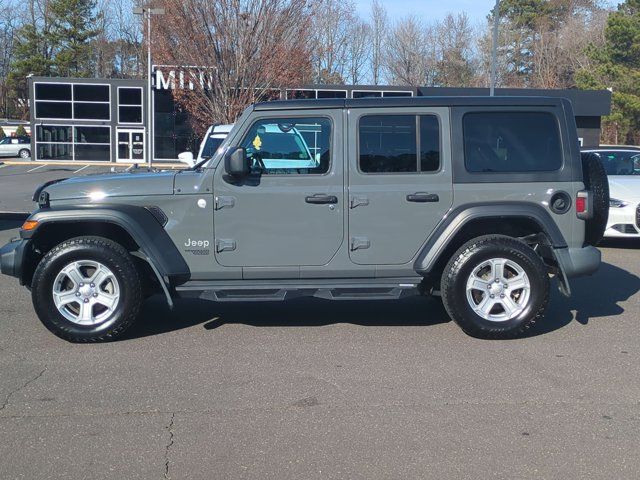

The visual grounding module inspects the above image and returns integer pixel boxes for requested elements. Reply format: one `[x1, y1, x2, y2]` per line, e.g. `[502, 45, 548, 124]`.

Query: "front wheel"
[31, 236, 143, 342]
[441, 235, 550, 339]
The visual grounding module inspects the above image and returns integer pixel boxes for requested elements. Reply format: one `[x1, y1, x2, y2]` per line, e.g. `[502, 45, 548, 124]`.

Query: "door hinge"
[215, 196, 236, 210]
[215, 239, 236, 253]
[350, 236, 370, 251]
[350, 196, 369, 209]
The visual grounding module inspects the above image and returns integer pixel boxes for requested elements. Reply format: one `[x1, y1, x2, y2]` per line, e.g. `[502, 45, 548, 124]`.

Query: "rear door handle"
[305, 194, 338, 204]
[406, 193, 439, 203]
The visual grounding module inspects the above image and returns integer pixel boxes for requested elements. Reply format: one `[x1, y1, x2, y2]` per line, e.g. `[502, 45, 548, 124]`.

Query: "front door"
[347, 108, 453, 265]
[213, 112, 343, 268]
[117, 129, 145, 162]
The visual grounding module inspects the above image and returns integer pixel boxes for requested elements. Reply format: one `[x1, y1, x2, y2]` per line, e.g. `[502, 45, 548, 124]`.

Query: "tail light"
[576, 190, 592, 220]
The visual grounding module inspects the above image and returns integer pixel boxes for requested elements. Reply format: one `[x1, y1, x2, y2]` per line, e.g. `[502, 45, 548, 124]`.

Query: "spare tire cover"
[581, 153, 609, 246]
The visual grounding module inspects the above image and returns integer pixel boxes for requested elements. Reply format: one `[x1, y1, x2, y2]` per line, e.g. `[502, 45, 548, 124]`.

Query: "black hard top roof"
[254, 96, 567, 111]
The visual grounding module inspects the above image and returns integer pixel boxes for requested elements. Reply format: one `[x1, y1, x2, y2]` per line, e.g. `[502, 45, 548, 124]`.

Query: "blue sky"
[354, 0, 498, 23]
[354, 0, 619, 23]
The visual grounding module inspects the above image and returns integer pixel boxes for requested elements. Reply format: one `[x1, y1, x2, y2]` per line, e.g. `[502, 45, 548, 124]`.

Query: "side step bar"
[175, 278, 423, 302]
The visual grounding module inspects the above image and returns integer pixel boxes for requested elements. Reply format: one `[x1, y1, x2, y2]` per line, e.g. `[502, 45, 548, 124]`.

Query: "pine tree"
[0, 127, 6, 139]
[15, 125, 28, 137]
[50, 0, 99, 77]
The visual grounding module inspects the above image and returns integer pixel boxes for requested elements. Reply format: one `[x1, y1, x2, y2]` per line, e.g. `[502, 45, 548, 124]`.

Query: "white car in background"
[582, 147, 640, 238]
[178, 124, 234, 167]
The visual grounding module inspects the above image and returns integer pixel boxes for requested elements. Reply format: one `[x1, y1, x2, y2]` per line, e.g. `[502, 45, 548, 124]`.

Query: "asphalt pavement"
[0, 216, 639, 479]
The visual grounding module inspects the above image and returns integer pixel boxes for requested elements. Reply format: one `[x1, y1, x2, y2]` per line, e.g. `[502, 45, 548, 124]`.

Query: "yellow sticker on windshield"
[252, 134, 262, 150]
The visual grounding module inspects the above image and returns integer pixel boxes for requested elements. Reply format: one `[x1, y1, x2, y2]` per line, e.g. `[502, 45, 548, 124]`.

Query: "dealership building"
[27, 69, 612, 163]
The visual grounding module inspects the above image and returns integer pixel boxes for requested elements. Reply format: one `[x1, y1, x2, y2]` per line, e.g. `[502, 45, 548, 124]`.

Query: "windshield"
[200, 135, 225, 159]
[596, 151, 640, 176]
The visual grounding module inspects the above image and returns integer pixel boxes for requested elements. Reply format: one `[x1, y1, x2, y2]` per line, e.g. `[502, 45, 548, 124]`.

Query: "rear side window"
[463, 112, 562, 173]
[359, 115, 440, 173]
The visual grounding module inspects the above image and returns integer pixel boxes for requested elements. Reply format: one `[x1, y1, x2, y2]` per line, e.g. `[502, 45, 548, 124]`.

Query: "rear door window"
[463, 112, 562, 173]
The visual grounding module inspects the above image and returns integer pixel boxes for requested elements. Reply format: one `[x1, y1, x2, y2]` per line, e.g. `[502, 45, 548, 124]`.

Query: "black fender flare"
[21, 204, 190, 285]
[413, 202, 568, 275]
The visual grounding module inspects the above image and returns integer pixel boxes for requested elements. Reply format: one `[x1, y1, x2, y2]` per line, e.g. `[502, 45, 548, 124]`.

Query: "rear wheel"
[31, 236, 143, 342]
[441, 235, 549, 339]
[18, 148, 30, 159]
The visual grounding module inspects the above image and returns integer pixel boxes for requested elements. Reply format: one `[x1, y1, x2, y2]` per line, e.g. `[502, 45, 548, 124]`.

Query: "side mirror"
[177, 151, 195, 167]
[224, 147, 250, 177]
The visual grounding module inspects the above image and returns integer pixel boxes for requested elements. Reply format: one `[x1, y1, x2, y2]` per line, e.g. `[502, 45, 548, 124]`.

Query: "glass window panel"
[74, 102, 110, 120]
[153, 89, 174, 113]
[75, 126, 110, 144]
[382, 91, 412, 97]
[37, 143, 72, 160]
[35, 101, 72, 119]
[35, 83, 71, 101]
[74, 144, 110, 161]
[316, 90, 346, 99]
[119, 106, 143, 123]
[463, 112, 562, 173]
[420, 115, 440, 172]
[37, 125, 72, 142]
[353, 91, 382, 98]
[73, 84, 109, 102]
[359, 115, 417, 173]
[286, 89, 316, 99]
[240, 117, 331, 174]
[154, 136, 176, 159]
[118, 88, 142, 105]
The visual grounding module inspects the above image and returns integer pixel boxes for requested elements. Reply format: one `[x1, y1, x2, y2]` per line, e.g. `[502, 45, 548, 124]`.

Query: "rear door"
[213, 110, 344, 269]
[347, 107, 453, 265]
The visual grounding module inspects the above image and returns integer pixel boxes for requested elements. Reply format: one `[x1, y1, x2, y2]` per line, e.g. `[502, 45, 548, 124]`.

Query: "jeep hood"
[40, 170, 177, 202]
[609, 176, 640, 202]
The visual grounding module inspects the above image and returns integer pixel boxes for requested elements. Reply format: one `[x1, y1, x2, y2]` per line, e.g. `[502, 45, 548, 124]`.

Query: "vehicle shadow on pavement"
[124, 295, 451, 340]
[599, 238, 640, 250]
[528, 261, 640, 336]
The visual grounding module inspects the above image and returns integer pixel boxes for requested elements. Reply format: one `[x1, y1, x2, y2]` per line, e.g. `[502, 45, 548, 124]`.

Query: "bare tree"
[154, 0, 312, 131]
[433, 13, 478, 87]
[346, 19, 370, 84]
[369, 0, 387, 85]
[384, 16, 436, 87]
[309, 0, 355, 83]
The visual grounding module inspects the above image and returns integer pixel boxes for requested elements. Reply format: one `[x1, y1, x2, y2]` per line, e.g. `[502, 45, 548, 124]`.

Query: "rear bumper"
[554, 245, 601, 279]
[0, 239, 29, 281]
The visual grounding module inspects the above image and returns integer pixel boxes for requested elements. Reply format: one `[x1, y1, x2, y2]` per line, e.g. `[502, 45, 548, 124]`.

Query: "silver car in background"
[0, 136, 31, 159]
[582, 147, 640, 238]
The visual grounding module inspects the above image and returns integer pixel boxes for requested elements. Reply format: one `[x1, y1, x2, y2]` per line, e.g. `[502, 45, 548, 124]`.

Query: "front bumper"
[0, 238, 30, 282]
[554, 245, 601, 279]
[605, 203, 640, 237]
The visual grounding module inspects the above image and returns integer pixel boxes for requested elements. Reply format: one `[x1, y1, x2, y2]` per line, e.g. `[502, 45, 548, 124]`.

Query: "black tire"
[441, 235, 550, 339]
[581, 152, 609, 246]
[18, 148, 30, 159]
[31, 236, 143, 342]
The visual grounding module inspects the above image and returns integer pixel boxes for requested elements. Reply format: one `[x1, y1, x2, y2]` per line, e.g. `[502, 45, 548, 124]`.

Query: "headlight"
[609, 198, 628, 208]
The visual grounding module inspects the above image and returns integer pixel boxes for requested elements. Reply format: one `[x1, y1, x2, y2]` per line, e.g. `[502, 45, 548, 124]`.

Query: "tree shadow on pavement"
[123, 261, 640, 341]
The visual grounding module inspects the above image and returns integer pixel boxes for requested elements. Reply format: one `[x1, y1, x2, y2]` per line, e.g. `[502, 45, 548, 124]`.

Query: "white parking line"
[73, 164, 91, 174]
[26, 164, 46, 173]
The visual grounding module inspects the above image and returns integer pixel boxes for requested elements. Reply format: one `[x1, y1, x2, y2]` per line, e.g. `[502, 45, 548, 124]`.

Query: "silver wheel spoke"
[95, 292, 118, 311]
[500, 295, 519, 317]
[477, 294, 496, 316]
[508, 274, 528, 291]
[53, 291, 77, 307]
[90, 267, 110, 288]
[63, 263, 86, 287]
[469, 274, 489, 291]
[78, 301, 93, 323]
[491, 258, 506, 282]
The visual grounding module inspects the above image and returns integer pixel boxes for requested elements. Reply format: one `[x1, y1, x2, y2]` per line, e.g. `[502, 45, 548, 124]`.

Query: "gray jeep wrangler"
[0, 97, 608, 342]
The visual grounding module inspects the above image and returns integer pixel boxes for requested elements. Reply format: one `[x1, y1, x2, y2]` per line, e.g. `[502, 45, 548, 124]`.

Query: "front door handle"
[406, 192, 439, 203]
[305, 194, 338, 204]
